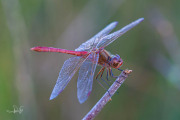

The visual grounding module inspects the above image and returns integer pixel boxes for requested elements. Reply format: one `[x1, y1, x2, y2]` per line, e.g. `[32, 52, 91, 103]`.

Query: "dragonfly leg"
[96, 78, 111, 97]
[109, 68, 123, 85]
[95, 67, 110, 88]
[118, 68, 123, 71]
[95, 67, 111, 97]
[106, 68, 113, 82]
[100, 70, 110, 87]
[95, 67, 105, 79]
[95, 67, 110, 87]
[96, 78, 107, 90]
[100, 70, 112, 97]
[109, 68, 118, 78]
[100, 67, 105, 78]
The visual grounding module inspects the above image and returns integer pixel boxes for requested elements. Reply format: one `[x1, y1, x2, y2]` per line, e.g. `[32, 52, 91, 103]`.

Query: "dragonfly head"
[110, 54, 123, 69]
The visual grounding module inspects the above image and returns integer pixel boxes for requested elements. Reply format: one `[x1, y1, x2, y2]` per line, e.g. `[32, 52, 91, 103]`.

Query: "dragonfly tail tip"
[30, 47, 35, 51]
[31, 47, 39, 51]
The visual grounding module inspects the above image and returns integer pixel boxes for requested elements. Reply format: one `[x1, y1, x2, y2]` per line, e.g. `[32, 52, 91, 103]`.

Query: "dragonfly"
[31, 18, 144, 104]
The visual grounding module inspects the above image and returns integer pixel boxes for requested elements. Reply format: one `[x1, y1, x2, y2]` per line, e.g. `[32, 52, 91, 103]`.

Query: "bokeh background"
[1, 0, 180, 120]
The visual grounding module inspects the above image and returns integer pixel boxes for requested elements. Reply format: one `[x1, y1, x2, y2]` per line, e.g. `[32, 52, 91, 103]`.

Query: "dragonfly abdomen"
[31, 46, 88, 56]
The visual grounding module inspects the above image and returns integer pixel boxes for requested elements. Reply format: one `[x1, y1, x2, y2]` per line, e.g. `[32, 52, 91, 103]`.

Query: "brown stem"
[82, 69, 132, 120]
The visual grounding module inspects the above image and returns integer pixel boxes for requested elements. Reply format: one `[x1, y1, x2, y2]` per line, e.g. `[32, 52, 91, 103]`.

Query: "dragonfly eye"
[116, 54, 120, 59]
[113, 62, 119, 67]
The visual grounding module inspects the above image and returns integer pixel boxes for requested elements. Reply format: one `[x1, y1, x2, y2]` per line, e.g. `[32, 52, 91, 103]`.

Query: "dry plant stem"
[82, 69, 132, 120]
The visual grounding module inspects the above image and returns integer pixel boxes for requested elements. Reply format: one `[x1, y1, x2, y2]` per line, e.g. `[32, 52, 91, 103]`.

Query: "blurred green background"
[1, 0, 180, 120]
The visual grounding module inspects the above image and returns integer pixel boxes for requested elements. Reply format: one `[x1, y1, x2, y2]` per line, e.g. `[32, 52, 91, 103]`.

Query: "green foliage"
[0, 0, 180, 119]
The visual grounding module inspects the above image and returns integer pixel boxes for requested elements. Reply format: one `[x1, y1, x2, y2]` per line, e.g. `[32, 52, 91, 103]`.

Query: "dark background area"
[0, 0, 180, 120]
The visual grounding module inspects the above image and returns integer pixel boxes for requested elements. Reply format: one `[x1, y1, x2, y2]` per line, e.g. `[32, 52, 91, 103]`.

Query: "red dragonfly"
[31, 18, 144, 103]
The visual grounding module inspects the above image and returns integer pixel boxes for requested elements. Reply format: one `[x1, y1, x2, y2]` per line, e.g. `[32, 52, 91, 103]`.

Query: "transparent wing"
[50, 56, 89, 100]
[97, 18, 144, 48]
[77, 52, 99, 103]
[75, 21, 118, 51]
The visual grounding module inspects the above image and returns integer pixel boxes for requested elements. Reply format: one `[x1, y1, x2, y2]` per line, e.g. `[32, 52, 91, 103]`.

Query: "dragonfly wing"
[50, 56, 89, 100]
[75, 21, 118, 51]
[77, 52, 99, 103]
[97, 18, 144, 48]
